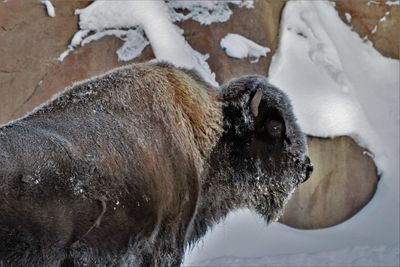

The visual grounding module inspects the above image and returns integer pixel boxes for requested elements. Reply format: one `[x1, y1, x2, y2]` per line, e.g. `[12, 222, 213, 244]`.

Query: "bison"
[0, 62, 312, 266]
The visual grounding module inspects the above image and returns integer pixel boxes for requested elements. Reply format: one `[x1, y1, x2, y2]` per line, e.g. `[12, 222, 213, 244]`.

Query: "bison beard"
[0, 63, 312, 266]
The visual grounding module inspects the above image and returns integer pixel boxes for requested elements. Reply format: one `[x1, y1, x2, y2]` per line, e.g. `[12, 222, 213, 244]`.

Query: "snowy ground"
[184, 1, 399, 266]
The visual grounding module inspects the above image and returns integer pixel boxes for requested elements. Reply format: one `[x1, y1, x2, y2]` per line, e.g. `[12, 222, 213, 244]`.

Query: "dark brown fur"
[0, 63, 312, 266]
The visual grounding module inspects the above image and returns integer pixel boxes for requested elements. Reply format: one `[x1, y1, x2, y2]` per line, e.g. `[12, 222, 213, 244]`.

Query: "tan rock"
[280, 136, 378, 229]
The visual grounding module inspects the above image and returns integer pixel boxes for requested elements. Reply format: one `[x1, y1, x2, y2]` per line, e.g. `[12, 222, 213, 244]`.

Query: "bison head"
[215, 75, 313, 222]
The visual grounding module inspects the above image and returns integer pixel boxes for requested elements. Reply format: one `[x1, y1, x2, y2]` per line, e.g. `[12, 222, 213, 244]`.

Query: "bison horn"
[250, 89, 263, 117]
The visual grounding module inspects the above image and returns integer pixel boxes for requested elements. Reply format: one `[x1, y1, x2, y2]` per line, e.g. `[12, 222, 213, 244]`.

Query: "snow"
[70, 29, 90, 48]
[372, 11, 391, 35]
[386, 0, 400, 6]
[379, 11, 390, 23]
[371, 25, 378, 34]
[184, 1, 399, 266]
[165, 0, 253, 25]
[344, 12, 352, 23]
[57, 48, 72, 62]
[194, 226, 399, 267]
[60, 0, 253, 87]
[367, 0, 381, 6]
[41, 0, 55, 18]
[220, 33, 270, 63]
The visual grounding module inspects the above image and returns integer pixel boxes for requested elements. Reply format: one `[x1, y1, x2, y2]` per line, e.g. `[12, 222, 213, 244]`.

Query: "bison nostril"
[307, 164, 314, 173]
[302, 163, 314, 183]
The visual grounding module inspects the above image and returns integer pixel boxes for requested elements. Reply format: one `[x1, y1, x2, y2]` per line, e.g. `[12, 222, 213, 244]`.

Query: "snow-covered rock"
[220, 33, 270, 63]
[60, 0, 254, 86]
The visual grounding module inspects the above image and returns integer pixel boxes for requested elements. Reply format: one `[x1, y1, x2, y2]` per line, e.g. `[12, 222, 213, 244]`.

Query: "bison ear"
[250, 89, 263, 117]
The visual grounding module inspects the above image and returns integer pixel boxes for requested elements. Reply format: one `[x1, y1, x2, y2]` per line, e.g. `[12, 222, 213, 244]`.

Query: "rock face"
[0, 0, 387, 229]
[280, 136, 378, 229]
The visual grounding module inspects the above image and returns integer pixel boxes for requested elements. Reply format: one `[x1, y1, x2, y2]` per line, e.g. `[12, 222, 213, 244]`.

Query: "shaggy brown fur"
[0, 62, 312, 266]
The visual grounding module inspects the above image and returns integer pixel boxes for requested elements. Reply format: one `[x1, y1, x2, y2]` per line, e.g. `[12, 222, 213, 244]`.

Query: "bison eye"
[267, 120, 284, 138]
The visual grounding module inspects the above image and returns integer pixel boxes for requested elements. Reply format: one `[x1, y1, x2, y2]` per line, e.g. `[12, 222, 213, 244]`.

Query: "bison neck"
[187, 141, 255, 245]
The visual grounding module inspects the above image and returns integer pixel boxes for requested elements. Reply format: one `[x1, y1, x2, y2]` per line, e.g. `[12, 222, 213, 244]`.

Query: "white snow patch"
[185, 1, 399, 266]
[371, 25, 378, 34]
[60, 0, 253, 86]
[344, 12, 352, 23]
[70, 29, 90, 48]
[379, 11, 390, 23]
[41, 0, 55, 18]
[220, 33, 270, 63]
[193, 231, 399, 266]
[58, 47, 73, 62]
[367, 0, 381, 6]
[386, 0, 400, 6]
[371, 11, 391, 35]
[166, 0, 253, 25]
